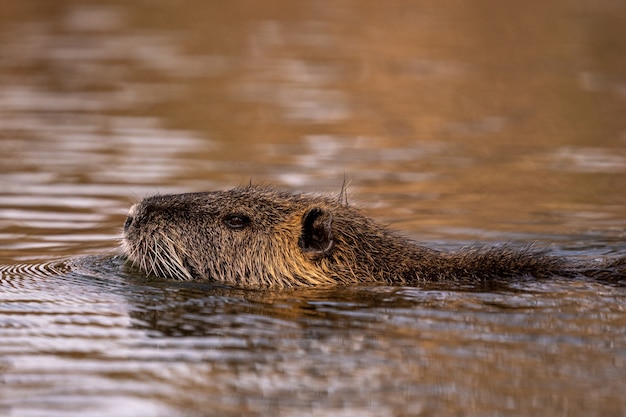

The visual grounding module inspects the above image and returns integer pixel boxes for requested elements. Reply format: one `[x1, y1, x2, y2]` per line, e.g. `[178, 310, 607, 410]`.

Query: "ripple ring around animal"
[121, 185, 626, 288]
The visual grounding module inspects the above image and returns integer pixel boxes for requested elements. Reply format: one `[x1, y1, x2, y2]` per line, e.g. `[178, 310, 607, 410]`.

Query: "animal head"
[122, 185, 375, 287]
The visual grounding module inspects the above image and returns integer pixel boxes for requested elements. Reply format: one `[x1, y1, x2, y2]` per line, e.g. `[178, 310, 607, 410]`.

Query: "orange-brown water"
[1, 1, 625, 416]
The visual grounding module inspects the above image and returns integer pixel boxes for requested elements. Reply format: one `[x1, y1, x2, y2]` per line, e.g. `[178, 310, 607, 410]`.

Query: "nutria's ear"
[299, 207, 334, 258]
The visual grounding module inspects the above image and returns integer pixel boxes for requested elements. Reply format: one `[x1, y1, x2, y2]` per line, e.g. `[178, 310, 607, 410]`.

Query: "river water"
[1, 1, 625, 416]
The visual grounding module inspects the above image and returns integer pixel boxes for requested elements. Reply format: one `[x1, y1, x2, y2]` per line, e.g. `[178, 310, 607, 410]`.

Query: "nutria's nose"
[124, 203, 138, 232]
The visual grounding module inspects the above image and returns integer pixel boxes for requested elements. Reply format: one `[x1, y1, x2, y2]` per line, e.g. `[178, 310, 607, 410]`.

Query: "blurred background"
[1, 0, 626, 261]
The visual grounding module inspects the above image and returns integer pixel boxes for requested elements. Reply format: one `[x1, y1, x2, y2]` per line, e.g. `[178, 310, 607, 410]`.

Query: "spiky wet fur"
[122, 185, 625, 288]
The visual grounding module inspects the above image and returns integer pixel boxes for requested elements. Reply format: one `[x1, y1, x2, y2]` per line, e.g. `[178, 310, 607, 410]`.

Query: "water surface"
[1, 0, 625, 416]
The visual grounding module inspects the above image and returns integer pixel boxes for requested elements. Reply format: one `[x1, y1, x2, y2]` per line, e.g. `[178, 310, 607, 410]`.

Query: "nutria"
[121, 185, 625, 288]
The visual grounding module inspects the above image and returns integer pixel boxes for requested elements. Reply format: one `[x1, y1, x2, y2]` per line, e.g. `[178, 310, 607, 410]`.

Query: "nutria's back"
[122, 185, 626, 288]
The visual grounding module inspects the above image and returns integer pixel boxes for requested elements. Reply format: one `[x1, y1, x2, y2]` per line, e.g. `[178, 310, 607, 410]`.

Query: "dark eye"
[223, 214, 250, 230]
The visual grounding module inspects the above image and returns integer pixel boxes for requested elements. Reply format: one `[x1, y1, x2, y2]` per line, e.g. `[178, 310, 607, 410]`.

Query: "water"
[1, 0, 626, 416]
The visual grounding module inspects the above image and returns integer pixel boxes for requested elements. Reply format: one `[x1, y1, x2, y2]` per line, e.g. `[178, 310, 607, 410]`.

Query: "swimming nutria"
[121, 185, 626, 288]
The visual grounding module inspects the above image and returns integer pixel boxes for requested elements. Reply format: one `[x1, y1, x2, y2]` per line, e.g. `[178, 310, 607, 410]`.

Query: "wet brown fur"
[122, 185, 625, 288]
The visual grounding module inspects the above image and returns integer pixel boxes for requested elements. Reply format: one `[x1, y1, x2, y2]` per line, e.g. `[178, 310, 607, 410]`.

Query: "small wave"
[0, 259, 70, 286]
[0, 255, 130, 294]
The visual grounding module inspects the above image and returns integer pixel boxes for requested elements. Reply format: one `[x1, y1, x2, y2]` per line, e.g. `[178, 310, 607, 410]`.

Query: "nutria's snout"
[122, 196, 200, 282]
[123, 204, 137, 233]
[120, 185, 626, 288]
